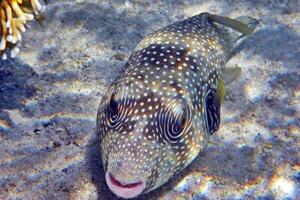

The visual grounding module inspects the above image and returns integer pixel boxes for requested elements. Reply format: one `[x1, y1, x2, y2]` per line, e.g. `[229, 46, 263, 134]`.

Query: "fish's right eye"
[109, 94, 118, 118]
[107, 93, 119, 126]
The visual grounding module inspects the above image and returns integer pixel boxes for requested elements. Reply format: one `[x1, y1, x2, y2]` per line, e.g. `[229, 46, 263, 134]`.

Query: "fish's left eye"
[171, 114, 186, 136]
[158, 102, 190, 144]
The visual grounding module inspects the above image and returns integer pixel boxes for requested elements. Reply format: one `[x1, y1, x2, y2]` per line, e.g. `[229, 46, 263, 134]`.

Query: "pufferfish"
[97, 12, 258, 199]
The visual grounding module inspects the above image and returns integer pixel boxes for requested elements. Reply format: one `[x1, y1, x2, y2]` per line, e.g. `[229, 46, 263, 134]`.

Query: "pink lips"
[105, 172, 146, 199]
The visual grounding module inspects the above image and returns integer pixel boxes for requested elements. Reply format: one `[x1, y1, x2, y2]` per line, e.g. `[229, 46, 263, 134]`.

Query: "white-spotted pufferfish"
[97, 12, 258, 199]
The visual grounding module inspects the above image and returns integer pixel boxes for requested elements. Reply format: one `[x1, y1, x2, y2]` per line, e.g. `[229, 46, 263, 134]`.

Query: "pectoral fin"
[223, 66, 241, 85]
[204, 88, 221, 135]
[217, 79, 226, 105]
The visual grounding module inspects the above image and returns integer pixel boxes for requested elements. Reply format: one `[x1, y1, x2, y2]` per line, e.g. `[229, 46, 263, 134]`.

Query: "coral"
[0, 0, 45, 59]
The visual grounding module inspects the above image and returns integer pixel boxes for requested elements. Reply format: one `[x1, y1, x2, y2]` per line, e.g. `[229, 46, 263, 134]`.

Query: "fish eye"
[109, 93, 118, 118]
[158, 102, 190, 143]
[171, 113, 186, 136]
[165, 109, 187, 143]
[107, 93, 119, 126]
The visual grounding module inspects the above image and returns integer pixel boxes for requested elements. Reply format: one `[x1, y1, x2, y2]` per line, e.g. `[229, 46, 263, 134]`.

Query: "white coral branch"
[0, 0, 45, 59]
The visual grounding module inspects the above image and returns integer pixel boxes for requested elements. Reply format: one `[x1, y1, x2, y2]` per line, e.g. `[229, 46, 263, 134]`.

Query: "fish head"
[97, 78, 208, 198]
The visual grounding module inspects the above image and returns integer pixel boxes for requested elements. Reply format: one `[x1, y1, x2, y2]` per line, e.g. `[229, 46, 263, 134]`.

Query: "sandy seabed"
[0, 0, 299, 199]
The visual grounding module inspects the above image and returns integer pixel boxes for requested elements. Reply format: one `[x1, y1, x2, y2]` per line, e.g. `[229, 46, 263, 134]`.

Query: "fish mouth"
[105, 172, 146, 199]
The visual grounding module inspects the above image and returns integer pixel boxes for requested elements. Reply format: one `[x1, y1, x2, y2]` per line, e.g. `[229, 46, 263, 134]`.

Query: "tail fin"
[207, 13, 259, 57]
[208, 14, 258, 35]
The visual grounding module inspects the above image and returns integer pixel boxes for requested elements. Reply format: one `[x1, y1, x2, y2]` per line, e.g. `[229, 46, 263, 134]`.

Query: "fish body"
[97, 12, 258, 199]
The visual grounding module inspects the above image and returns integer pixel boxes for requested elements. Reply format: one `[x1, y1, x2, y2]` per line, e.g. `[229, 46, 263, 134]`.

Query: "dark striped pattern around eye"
[157, 100, 192, 144]
[106, 88, 131, 129]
